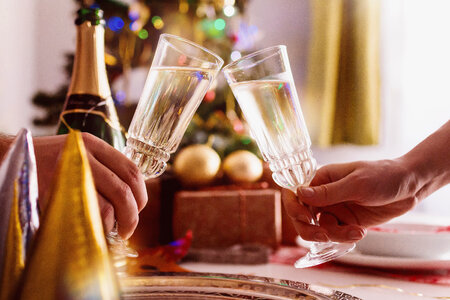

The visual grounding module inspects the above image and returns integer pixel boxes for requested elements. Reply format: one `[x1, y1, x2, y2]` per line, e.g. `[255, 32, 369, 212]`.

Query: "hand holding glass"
[110, 34, 223, 257]
[223, 46, 354, 268]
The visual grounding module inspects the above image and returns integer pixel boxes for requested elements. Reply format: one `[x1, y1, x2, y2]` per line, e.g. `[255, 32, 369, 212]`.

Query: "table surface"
[180, 213, 450, 300]
[180, 261, 449, 300]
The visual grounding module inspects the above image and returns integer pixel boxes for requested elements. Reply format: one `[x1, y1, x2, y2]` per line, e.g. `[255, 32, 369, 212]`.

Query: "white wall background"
[0, 0, 37, 134]
[0, 0, 448, 216]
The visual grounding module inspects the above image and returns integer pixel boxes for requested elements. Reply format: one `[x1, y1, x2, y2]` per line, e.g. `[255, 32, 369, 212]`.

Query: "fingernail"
[348, 229, 364, 240]
[314, 232, 329, 242]
[299, 187, 315, 197]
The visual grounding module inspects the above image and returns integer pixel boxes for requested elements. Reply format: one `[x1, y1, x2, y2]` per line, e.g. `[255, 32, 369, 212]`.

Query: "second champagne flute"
[223, 45, 355, 268]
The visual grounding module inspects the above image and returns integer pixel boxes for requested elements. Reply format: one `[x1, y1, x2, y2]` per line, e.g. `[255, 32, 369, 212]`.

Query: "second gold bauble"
[223, 150, 263, 183]
[173, 144, 221, 186]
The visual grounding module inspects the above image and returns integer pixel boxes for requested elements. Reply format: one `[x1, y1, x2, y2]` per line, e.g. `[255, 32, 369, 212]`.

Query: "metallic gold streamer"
[19, 131, 119, 300]
[320, 283, 450, 299]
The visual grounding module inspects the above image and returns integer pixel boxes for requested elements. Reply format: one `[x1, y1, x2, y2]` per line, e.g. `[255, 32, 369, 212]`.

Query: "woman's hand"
[284, 121, 450, 244]
[282, 159, 420, 243]
[34, 133, 148, 239]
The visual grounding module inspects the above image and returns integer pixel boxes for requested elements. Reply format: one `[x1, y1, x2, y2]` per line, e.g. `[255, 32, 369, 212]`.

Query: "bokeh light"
[152, 16, 164, 29]
[204, 90, 216, 102]
[115, 90, 126, 104]
[179, 1, 189, 14]
[214, 18, 226, 31]
[223, 5, 235, 17]
[128, 10, 139, 21]
[138, 29, 148, 39]
[230, 50, 241, 61]
[107, 16, 124, 32]
[129, 21, 140, 31]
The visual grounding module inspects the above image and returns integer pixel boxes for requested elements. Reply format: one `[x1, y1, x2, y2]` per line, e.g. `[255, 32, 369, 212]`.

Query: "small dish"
[355, 223, 450, 260]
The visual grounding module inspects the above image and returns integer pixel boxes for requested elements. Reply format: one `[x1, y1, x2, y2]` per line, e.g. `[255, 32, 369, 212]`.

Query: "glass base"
[106, 225, 138, 276]
[294, 241, 355, 268]
[106, 227, 138, 258]
[124, 138, 169, 178]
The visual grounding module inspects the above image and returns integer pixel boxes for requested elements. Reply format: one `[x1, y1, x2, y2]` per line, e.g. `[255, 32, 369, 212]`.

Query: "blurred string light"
[128, 10, 139, 21]
[152, 16, 164, 30]
[204, 90, 216, 102]
[223, 5, 235, 17]
[115, 90, 126, 105]
[196, 3, 216, 18]
[200, 17, 227, 38]
[233, 23, 259, 51]
[214, 18, 226, 30]
[179, 0, 189, 14]
[129, 21, 140, 31]
[138, 29, 148, 39]
[107, 16, 124, 32]
[230, 50, 241, 61]
[105, 53, 117, 66]
[224, 0, 236, 5]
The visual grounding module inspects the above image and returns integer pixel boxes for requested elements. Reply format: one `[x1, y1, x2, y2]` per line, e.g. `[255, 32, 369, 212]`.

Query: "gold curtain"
[304, 0, 380, 146]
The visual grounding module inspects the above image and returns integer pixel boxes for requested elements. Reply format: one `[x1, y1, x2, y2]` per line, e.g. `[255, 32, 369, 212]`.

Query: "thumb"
[298, 181, 351, 207]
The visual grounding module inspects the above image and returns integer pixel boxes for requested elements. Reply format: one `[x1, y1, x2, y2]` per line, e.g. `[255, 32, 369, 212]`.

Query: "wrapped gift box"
[173, 189, 282, 249]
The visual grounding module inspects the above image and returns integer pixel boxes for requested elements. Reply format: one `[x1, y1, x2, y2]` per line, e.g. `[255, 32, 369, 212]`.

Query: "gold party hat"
[19, 131, 119, 300]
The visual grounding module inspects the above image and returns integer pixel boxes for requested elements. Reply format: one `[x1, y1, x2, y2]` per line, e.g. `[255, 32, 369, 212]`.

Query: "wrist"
[398, 147, 450, 201]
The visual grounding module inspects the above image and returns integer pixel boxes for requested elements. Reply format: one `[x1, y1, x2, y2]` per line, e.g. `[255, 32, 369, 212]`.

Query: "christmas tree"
[32, 0, 260, 158]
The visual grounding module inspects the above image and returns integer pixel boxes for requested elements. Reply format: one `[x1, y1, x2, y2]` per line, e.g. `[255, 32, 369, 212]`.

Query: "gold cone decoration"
[0, 129, 39, 300]
[19, 131, 119, 300]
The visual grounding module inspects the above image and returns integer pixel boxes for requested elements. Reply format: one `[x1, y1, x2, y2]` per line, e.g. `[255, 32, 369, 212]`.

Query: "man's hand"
[34, 133, 148, 239]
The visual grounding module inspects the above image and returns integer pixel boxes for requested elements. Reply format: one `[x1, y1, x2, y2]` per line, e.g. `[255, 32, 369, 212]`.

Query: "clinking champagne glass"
[223, 46, 355, 268]
[111, 34, 223, 257]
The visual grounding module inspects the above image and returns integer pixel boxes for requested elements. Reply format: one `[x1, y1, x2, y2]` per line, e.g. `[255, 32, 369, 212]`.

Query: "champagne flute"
[223, 46, 354, 268]
[111, 34, 223, 257]
[125, 34, 223, 178]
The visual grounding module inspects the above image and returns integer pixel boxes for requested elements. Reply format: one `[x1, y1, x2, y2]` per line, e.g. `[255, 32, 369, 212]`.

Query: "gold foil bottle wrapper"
[19, 130, 119, 300]
[0, 128, 39, 299]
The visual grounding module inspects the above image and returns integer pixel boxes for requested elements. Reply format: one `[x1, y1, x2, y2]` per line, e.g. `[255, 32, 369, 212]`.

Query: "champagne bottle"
[56, 8, 125, 151]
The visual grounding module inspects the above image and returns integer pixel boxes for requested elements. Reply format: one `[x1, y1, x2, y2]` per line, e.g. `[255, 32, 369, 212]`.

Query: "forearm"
[0, 134, 14, 162]
[400, 120, 450, 200]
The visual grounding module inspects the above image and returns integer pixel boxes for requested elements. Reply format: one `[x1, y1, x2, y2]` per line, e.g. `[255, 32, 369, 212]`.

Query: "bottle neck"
[68, 22, 111, 99]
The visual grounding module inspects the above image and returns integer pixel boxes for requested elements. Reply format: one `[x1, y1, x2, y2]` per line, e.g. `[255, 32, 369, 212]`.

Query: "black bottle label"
[57, 94, 126, 151]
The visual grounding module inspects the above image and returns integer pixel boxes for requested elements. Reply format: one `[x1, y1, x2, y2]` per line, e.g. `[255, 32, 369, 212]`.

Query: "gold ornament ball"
[173, 144, 221, 186]
[223, 150, 263, 183]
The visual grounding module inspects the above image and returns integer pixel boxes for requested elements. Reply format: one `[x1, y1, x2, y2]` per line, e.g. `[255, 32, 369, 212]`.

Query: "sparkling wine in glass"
[124, 34, 224, 178]
[223, 46, 355, 268]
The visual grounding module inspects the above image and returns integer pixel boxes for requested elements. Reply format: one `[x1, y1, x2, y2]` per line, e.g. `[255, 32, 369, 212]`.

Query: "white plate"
[335, 250, 450, 270]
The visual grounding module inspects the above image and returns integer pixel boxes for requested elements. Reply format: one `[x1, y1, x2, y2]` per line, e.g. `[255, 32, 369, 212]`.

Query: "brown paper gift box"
[173, 189, 282, 249]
